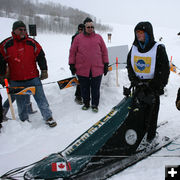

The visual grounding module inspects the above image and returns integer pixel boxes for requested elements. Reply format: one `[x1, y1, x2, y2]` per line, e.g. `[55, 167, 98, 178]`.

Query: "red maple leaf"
[58, 163, 65, 169]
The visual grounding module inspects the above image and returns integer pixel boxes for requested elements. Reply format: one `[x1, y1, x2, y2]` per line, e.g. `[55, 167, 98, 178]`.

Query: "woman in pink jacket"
[69, 17, 109, 112]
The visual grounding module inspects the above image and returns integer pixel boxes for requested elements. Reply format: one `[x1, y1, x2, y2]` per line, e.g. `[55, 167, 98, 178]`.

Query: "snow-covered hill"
[0, 17, 180, 180]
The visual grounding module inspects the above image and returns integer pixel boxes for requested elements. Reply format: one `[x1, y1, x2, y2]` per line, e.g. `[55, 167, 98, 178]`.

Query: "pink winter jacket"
[69, 32, 109, 77]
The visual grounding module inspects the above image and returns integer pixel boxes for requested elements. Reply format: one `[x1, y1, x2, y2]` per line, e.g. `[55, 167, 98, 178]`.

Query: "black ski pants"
[77, 75, 102, 107]
[75, 84, 81, 98]
[146, 94, 160, 141]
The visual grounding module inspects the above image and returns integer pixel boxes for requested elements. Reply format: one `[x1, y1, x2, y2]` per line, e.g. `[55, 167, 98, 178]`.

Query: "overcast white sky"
[39, 0, 180, 28]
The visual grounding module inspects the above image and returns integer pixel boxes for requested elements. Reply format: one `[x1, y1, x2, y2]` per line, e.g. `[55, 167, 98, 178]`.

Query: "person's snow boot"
[82, 104, 90, 110]
[2, 108, 9, 121]
[92, 105, 98, 113]
[75, 96, 83, 105]
[136, 132, 159, 152]
[46, 117, 57, 127]
[147, 132, 159, 144]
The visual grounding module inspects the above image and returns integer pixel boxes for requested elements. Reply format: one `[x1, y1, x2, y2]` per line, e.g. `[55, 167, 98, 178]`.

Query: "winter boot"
[136, 132, 159, 152]
[46, 117, 57, 127]
[21, 119, 31, 122]
[147, 131, 157, 143]
[92, 105, 98, 113]
[82, 104, 90, 110]
[147, 132, 159, 144]
[75, 96, 83, 105]
[2, 108, 9, 121]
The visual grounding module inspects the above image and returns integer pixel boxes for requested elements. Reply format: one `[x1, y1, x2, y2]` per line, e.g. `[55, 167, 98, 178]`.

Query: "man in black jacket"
[126, 21, 170, 142]
[70, 24, 84, 105]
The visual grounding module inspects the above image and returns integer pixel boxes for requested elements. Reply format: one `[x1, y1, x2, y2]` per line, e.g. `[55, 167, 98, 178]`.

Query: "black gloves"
[130, 79, 140, 87]
[149, 79, 165, 95]
[40, 70, 48, 80]
[104, 63, 109, 76]
[69, 64, 76, 75]
[123, 86, 131, 97]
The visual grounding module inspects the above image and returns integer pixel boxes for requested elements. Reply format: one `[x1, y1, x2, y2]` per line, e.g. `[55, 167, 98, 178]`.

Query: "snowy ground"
[0, 17, 180, 180]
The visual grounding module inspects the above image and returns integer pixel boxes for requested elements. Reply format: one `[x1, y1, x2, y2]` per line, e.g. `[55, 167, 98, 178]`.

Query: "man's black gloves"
[69, 64, 76, 75]
[40, 70, 48, 80]
[104, 63, 109, 76]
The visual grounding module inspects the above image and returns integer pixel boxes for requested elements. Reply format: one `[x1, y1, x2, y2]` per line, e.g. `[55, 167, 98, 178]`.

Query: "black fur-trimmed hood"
[133, 21, 156, 52]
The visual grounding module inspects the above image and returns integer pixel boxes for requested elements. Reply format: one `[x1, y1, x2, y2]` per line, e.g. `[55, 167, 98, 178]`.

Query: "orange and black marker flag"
[57, 77, 79, 90]
[8, 86, 36, 95]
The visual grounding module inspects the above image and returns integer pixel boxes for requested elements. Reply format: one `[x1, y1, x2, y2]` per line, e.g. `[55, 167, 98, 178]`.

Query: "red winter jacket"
[0, 32, 47, 81]
[69, 32, 109, 77]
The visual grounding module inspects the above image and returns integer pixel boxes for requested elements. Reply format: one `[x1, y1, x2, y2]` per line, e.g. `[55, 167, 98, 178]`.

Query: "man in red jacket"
[0, 21, 57, 127]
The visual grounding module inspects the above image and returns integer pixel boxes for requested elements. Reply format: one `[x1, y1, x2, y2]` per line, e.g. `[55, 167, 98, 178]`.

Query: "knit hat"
[78, 24, 85, 30]
[12, 21, 26, 31]
[83, 17, 93, 25]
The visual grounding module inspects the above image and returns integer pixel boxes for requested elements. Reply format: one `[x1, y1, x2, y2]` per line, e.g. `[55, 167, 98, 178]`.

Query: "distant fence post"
[116, 57, 120, 87]
[107, 33, 112, 43]
[29, 24, 37, 40]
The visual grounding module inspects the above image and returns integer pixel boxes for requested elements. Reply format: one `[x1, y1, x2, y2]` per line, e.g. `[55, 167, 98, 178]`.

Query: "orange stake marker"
[4, 78, 16, 120]
[116, 57, 119, 87]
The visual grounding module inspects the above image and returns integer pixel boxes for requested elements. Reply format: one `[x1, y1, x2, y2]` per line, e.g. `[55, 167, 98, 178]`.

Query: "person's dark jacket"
[127, 22, 170, 94]
[71, 31, 79, 45]
[0, 52, 6, 76]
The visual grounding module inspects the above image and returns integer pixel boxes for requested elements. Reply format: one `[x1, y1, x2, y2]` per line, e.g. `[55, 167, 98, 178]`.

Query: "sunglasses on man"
[18, 28, 26, 32]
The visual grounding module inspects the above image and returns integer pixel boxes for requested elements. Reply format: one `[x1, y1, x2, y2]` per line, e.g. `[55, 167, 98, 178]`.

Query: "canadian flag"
[51, 162, 71, 172]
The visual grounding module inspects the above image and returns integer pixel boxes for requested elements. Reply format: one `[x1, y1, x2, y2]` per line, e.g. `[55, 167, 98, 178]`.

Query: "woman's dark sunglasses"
[86, 26, 94, 29]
